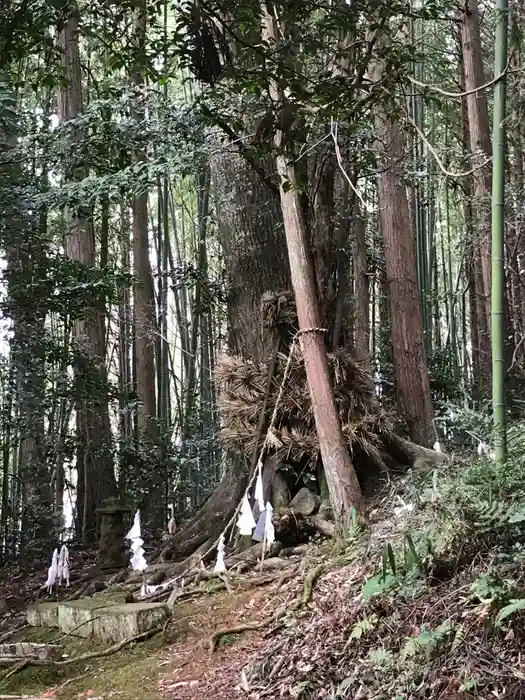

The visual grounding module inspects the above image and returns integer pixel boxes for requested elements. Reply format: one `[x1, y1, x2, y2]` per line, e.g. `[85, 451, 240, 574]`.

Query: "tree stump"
[96, 499, 131, 570]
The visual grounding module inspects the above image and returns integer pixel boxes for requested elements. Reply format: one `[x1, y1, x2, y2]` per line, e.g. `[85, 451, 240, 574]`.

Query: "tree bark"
[370, 57, 435, 447]
[460, 0, 492, 379]
[212, 151, 291, 361]
[57, 12, 116, 543]
[352, 198, 370, 369]
[132, 5, 158, 441]
[262, 4, 364, 526]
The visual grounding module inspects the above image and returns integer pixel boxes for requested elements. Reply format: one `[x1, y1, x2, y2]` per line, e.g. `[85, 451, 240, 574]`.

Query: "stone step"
[92, 602, 169, 644]
[26, 602, 59, 628]
[58, 598, 114, 638]
[0, 642, 62, 663]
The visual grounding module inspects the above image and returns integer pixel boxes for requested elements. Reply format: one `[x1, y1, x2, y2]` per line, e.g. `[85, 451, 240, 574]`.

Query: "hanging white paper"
[253, 509, 266, 542]
[126, 510, 141, 540]
[236, 493, 256, 536]
[46, 549, 59, 592]
[254, 459, 265, 513]
[433, 441, 442, 453]
[131, 553, 148, 571]
[126, 510, 148, 571]
[264, 502, 275, 546]
[213, 533, 227, 573]
[57, 544, 70, 586]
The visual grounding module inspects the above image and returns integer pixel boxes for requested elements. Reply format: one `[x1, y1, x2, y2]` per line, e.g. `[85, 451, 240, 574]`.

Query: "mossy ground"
[0, 589, 263, 700]
[0, 624, 173, 700]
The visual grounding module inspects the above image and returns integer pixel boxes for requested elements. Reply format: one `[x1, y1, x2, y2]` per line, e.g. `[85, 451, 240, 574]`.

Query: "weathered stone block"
[58, 598, 113, 638]
[0, 642, 62, 662]
[27, 602, 59, 628]
[92, 602, 169, 643]
[96, 498, 131, 570]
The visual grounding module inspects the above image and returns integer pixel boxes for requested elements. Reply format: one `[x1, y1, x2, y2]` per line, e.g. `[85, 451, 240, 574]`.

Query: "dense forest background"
[0, 0, 518, 562]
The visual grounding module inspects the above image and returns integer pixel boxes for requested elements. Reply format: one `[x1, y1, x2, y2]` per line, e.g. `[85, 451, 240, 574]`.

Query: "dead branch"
[2, 625, 164, 673]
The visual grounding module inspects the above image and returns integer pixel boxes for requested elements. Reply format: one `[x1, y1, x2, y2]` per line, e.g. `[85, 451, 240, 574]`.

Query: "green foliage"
[495, 599, 525, 626]
[347, 614, 378, 643]
[470, 570, 512, 605]
[400, 619, 455, 662]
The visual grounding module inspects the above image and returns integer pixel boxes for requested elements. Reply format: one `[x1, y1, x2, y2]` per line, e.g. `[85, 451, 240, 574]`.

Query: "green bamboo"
[491, 0, 509, 466]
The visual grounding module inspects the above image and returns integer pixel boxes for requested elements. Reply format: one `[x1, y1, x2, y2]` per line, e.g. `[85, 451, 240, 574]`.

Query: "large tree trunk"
[130, 4, 163, 530]
[161, 150, 290, 560]
[57, 13, 116, 543]
[0, 70, 51, 558]
[460, 1, 492, 381]
[262, 4, 363, 526]
[213, 152, 291, 361]
[371, 57, 435, 447]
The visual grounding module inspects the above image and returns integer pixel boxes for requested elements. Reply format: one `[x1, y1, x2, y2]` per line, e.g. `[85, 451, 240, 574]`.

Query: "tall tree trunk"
[262, 4, 363, 525]
[130, 3, 163, 529]
[371, 59, 435, 447]
[213, 153, 290, 362]
[0, 69, 52, 557]
[460, 1, 492, 380]
[352, 198, 370, 369]
[57, 12, 116, 543]
[132, 5, 157, 440]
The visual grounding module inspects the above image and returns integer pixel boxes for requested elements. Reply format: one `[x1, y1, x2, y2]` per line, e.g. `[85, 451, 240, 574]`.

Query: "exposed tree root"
[209, 620, 270, 652]
[290, 562, 325, 611]
[209, 560, 325, 652]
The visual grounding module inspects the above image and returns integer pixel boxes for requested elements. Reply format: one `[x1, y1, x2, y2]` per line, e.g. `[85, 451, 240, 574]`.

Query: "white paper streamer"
[237, 493, 256, 536]
[46, 549, 59, 592]
[253, 510, 266, 542]
[126, 510, 148, 571]
[213, 533, 227, 573]
[254, 459, 265, 513]
[126, 510, 141, 540]
[433, 441, 442, 453]
[57, 544, 70, 586]
[264, 502, 275, 546]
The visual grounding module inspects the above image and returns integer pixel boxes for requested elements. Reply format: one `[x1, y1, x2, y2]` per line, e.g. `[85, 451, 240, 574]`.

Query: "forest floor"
[3, 452, 525, 699]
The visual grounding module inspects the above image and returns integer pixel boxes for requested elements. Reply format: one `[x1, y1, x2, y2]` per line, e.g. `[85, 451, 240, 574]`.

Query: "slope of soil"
[5, 451, 525, 700]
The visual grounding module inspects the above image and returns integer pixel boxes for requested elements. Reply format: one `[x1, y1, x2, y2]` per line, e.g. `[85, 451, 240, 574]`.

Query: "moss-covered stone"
[92, 602, 169, 644]
[96, 498, 131, 570]
[58, 598, 114, 638]
[27, 602, 59, 628]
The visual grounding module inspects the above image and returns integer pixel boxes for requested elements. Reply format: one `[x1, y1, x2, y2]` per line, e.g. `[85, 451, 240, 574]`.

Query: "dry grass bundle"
[215, 346, 395, 467]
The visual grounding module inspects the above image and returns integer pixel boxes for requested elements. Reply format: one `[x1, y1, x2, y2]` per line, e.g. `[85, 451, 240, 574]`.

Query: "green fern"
[400, 619, 455, 662]
[496, 598, 525, 626]
[367, 648, 394, 669]
[362, 572, 397, 600]
[347, 614, 378, 643]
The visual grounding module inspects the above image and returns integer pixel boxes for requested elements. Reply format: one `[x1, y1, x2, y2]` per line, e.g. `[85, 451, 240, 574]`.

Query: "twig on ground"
[54, 669, 93, 692]
[1, 660, 28, 679]
[2, 626, 164, 674]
